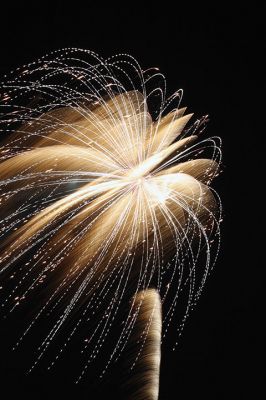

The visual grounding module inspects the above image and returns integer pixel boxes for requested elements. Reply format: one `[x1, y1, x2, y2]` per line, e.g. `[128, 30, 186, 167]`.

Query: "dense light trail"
[0, 49, 222, 387]
[122, 289, 162, 400]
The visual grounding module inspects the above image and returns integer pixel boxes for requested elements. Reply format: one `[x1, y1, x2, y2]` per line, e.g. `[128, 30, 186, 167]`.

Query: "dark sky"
[0, 3, 263, 399]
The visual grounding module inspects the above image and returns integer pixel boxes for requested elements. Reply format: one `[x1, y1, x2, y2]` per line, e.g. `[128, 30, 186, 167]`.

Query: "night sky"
[0, 3, 263, 399]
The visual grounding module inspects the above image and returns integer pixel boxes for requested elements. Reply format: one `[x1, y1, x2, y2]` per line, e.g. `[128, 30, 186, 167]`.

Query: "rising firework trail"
[0, 49, 222, 395]
[121, 289, 162, 400]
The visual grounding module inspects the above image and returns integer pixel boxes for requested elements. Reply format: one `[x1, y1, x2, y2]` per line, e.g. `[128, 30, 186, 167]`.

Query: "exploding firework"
[0, 49, 221, 387]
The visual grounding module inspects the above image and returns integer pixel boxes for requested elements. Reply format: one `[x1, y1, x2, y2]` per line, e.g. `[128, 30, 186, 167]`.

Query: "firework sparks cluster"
[0, 49, 221, 383]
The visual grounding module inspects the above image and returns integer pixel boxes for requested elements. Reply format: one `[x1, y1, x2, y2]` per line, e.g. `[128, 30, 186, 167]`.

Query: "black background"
[0, 3, 264, 399]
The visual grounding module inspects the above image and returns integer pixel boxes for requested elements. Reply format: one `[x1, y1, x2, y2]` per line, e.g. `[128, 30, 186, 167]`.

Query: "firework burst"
[0, 49, 221, 385]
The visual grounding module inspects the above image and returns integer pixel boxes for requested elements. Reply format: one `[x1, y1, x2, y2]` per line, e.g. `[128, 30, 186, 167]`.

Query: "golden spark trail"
[122, 289, 162, 400]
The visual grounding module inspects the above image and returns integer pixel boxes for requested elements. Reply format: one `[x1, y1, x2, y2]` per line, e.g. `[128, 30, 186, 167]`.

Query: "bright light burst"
[0, 48, 222, 382]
